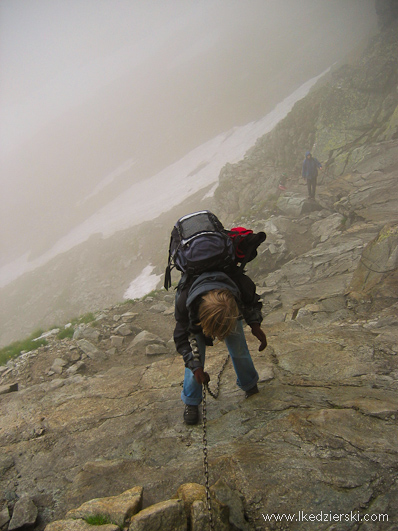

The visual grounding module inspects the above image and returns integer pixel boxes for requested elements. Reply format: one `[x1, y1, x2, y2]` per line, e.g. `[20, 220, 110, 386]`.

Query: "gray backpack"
[164, 210, 266, 290]
[164, 210, 235, 290]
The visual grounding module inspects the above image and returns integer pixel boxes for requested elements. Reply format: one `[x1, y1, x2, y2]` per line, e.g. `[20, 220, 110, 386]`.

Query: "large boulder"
[66, 486, 143, 528]
[276, 193, 322, 217]
[128, 331, 167, 353]
[8, 496, 38, 530]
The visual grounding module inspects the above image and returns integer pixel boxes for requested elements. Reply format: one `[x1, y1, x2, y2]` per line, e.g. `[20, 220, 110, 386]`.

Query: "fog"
[0, 0, 377, 274]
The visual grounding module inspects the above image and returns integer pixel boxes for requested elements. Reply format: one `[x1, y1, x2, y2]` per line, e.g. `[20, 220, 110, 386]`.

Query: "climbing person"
[164, 210, 267, 425]
[174, 271, 267, 424]
[302, 151, 322, 199]
[173, 268, 267, 425]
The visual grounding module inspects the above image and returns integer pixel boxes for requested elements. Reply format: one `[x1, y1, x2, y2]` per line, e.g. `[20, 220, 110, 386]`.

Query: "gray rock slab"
[274, 339, 373, 384]
[0, 506, 10, 528]
[320, 294, 346, 313]
[110, 335, 124, 348]
[121, 312, 138, 322]
[311, 213, 344, 241]
[51, 358, 68, 374]
[191, 499, 230, 531]
[73, 326, 101, 342]
[129, 499, 186, 531]
[211, 478, 251, 531]
[145, 344, 169, 356]
[0, 382, 18, 395]
[129, 331, 166, 349]
[276, 194, 306, 217]
[0, 454, 14, 474]
[149, 303, 170, 313]
[257, 364, 274, 383]
[66, 361, 86, 375]
[114, 324, 132, 336]
[77, 339, 103, 360]
[8, 496, 38, 530]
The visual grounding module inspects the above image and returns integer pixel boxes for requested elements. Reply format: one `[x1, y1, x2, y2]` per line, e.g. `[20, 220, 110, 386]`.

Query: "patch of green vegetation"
[267, 193, 279, 203]
[142, 289, 162, 300]
[121, 298, 135, 305]
[376, 224, 397, 244]
[0, 330, 48, 366]
[31, 328, 45, 339]
[0, 311, 99, 366]
[83, 514, 116, 527]
[338, 216, 348, 231]
[72, 312, 96, 325]
[57, 328, 74, 340]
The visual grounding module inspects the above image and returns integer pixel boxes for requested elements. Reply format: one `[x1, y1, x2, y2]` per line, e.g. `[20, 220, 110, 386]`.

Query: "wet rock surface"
[0, 203, 397, 529]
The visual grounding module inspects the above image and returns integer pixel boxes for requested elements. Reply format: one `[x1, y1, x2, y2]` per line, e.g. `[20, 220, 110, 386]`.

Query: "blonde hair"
[198, 289, 239, 340]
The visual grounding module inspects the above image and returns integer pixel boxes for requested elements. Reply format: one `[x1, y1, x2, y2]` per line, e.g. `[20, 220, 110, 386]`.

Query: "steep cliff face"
[214, 18, 398, 222]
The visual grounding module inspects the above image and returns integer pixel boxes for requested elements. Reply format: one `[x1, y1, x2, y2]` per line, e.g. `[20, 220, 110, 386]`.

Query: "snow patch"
[123, 265, 162, 300]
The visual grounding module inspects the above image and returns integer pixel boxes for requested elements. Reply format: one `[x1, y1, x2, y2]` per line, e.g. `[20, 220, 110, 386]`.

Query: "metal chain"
[202, 354, 229, 530]
[202, 384, 214, 530]
[205, 354, 230, 399]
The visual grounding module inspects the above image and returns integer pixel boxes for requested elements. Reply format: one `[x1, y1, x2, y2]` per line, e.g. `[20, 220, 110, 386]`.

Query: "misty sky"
[0, 0, 377, 266]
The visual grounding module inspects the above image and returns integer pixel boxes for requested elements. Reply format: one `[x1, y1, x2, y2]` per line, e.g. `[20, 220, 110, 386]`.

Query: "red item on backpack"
[227, 226, 266, 267]
[228, 227, 254, 259]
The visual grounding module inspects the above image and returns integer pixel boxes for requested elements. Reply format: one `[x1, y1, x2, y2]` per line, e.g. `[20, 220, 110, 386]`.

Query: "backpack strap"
[164, 226, 184, 290]
[164, 232, 175, 290]
[164, 265, 172, 290]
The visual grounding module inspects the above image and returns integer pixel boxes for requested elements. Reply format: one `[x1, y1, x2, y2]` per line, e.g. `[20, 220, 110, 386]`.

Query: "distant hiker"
[302, 151, 322, 199]
[164, 210, 267, 426]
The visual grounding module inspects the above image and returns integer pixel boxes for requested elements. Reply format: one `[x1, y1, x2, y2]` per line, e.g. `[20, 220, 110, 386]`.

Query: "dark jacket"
[174, 269, 263, 368]
[302, 152, 322, 179]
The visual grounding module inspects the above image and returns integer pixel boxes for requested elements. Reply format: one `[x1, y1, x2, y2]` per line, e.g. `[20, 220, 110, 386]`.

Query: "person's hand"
[250, 323, 267, 351]
[194, 367, 210, 385]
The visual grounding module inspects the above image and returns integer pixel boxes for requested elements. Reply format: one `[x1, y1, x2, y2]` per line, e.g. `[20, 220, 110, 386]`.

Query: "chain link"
[202, 354, 229, 530]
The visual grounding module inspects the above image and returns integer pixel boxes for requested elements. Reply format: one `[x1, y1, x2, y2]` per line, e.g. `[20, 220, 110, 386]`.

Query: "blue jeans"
[181, 320, 259, 405]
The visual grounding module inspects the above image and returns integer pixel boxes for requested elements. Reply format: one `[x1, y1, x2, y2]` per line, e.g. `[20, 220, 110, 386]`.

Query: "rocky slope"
[214, 17, 398, 224]
[1, 149, 397, 530]
[1, 10, 398, 531]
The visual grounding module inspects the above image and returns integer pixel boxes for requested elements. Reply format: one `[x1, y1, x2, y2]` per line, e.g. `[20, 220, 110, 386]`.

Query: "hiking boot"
[245, 384, 259, 399]
[183, 404, 199, 425]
